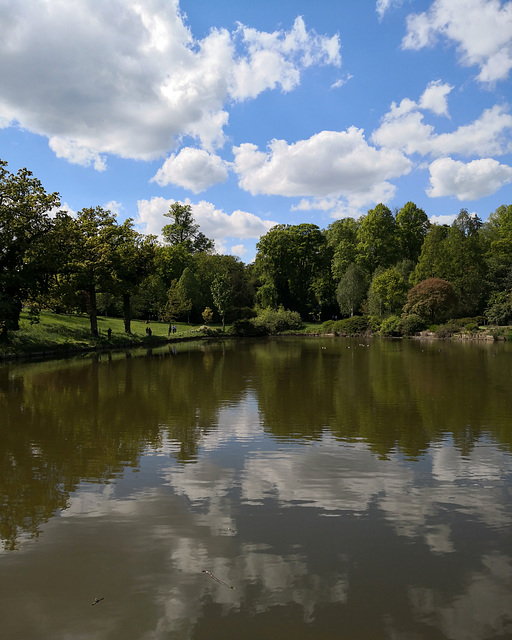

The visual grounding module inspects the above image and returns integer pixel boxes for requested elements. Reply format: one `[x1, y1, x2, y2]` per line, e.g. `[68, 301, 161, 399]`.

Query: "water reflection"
[1, 338, 512, 639]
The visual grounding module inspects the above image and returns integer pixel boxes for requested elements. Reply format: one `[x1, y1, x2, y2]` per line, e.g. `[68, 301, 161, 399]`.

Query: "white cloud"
[151, 148, 230, 192]
[376, 0, 404, 20]
[232, 128, 411, 208]
[104, 200, 124, 216]
[419, 80, 453, 116]
[0, 1, 340, 167]
[427, 157, 512, 200]
[230, 17, 340, 101]
[230, 244, 248, 257]
[136, 196, 276, 247]
[373, 101, 512, 158]
[430, 214, 457, 225]
[403, 0, 512, 83]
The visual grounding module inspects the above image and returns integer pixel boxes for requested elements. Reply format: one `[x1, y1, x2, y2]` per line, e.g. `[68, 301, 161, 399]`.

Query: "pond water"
[1, 336, 512, 640]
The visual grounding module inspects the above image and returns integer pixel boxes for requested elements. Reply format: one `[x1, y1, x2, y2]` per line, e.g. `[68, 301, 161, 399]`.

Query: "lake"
[1, 336, 512, 639]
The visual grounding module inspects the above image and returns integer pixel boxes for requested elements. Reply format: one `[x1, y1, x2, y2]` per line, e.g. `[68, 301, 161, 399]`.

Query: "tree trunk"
[123, 293, 132, 334]
[88, 287, 98, 336]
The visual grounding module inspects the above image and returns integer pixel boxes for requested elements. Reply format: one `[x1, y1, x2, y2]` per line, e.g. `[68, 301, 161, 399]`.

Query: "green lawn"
[0, 311, 218, 358]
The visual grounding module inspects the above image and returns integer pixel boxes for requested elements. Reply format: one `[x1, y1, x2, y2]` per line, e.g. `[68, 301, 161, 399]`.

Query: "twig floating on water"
[202, 570, 236, 590]
[92, 597, 104, 606]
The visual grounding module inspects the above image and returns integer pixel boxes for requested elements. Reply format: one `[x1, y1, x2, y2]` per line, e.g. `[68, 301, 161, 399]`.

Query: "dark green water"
[1, 337, 512, 639]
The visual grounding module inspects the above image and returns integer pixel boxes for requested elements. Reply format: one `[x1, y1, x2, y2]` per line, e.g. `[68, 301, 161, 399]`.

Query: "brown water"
[1, 337, 512, 639]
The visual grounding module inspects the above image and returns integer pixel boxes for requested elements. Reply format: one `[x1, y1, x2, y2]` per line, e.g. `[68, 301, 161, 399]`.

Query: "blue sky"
[1, 0, 512, 262]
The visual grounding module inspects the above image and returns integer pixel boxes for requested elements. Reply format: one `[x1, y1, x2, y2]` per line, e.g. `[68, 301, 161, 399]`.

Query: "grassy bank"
[0, 311, 221, 359]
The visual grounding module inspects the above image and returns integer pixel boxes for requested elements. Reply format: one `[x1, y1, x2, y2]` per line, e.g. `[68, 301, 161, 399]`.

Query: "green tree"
[65, 206, 123, 336]
[211, 273, 234, 331]
[356, 204, 398, 275]
[165, 279, 192, 322]
[395, 201, 430, 263]
[325, 217, 359, 280]
[0, 161, 60, 335]
[162, 202, 214, 254]
[403, 278, 457, 323]
[413, 224, 450, 283]
[255, 223, 330, 317]
[336, 263, 367, 317]
[113, 224, 157, 333]
[483, 204, 512, 293]
[368, 267, 407, 317]
[177, 267, 202, 322]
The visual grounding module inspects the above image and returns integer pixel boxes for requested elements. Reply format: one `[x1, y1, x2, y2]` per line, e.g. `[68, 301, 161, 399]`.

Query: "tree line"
[1, 159, 511, 339]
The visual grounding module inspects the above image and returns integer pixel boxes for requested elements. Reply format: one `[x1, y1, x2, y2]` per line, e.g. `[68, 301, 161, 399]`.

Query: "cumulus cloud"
[136, 196, 276, 249]
[419, 80, 453, 116]
[232, 128, 411, 210]
[0, 1, 340, 167]
[373, 100, 512, 158]
[151, 148, 230, 192]
[402, 0, 512, 83]
[427, 157, 512, 200]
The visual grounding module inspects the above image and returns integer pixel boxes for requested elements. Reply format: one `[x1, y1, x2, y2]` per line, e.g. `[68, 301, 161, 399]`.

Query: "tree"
[0, 161, 60, 335]
[177, 267, 202, 323]
[326, 217, 359, 280]
[444, 209, 486, 315]
[336, 263, 367, 317]
[202, 307, 214, 325]
[211, 273, 233, 331]
[255, 223, 330, 317]
[165, 279, 192, 322]
[112, 224, 157, 333]
[395, 201, 430, 263]
[356, 204, 398, 275]
[413, 224, 450, 283]
[403, 278, 457, 323]
[64, 206, 122, 336]
[368, 267, 407, 317]
[483, 204, 512, 293]
[162, 202, 214, 254]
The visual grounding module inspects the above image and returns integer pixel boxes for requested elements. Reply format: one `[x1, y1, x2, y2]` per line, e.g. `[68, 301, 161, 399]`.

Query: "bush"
[226, 306, 257, 322]
[400, 313, 425, 336]
[230, 307, 304, 336]
[380, 315, 402, 337]
[321, 320, 335, 334]
[229, 319, 269, 337]
[332, 315, 369, 335]
[253, 307, 304, 333]
[435, 324, 455, 338]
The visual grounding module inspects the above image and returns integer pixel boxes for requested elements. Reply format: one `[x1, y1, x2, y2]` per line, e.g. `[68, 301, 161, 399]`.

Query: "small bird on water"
[92, 597, 104, 606]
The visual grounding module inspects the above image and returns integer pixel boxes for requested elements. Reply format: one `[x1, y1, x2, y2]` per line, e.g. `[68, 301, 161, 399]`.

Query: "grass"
[0, 311, 223, 358]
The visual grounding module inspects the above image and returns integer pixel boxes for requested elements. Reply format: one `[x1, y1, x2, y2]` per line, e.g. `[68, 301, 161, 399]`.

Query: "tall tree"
[162, 202, 214, 254]
[255, 223, 330, 317]
[211, 273, 233, 331]
[113, 224, 157, 333]
[65, 206, 122, 336]
[336, 263, 367, 317]
[325, 217, 359, 281]
[395, 201, 430, 263]
[356, 204, 398, 275]
[0, 161, 60, 335]
[413, 224, 451, 283]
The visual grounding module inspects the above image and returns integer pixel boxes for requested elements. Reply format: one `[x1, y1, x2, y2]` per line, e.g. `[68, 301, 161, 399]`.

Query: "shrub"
[435, 324, 454, 338]
[380, 315, 402, 337]
[400, 313, 425, 336]
[332, 315, 369, 335]
[321, 320, 335, 333]
[229, 319, 269, 337]
[254, 307, 304, 333]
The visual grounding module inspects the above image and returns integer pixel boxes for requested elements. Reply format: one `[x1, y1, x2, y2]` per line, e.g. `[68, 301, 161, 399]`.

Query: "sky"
[1, 0, 512, 263]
